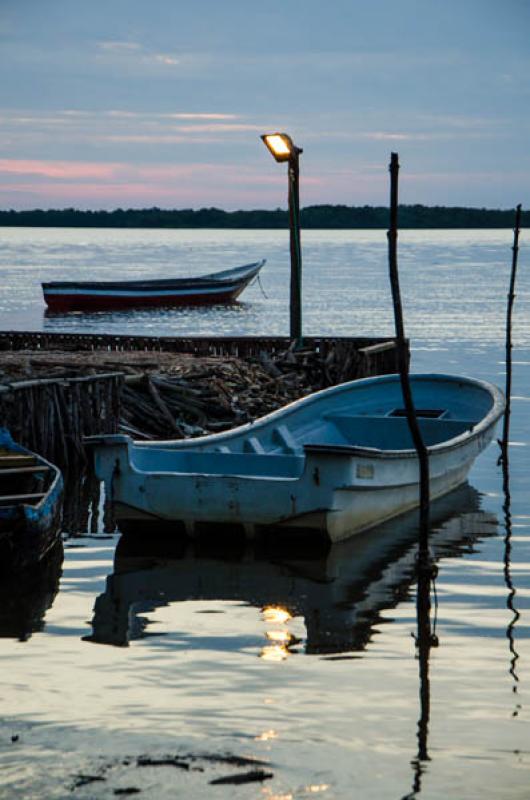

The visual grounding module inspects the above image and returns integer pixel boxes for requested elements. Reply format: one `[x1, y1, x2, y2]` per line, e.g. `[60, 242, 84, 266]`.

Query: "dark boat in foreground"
[42, 259, 266, 311]
[0, 429, 63, 571]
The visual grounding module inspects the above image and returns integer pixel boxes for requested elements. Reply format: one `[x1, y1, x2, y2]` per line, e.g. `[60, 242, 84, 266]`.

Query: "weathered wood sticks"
[0, 373, 123, 468]
[0, 336, 401, 459]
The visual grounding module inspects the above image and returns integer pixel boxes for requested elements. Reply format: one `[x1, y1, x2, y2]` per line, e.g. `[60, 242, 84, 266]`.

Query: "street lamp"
[261, 132, 303, 344]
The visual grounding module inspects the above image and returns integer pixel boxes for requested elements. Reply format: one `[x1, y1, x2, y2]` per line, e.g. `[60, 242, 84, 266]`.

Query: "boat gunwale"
[0, 433, 63, 516]
[125, 372, 505, 458]
[41, 260, 265, 292]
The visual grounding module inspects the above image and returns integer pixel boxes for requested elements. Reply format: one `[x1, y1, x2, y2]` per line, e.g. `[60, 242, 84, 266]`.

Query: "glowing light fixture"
[261, 133, 296, 162]
[261, 131, 304, 343]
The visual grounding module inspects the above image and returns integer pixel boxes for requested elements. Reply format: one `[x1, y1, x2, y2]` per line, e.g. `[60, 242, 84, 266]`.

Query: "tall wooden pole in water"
[287, 149, 303, 344]
[387, 154, 435, 785]
[500, 204, 522, 466]
[387, 152, 430, 562]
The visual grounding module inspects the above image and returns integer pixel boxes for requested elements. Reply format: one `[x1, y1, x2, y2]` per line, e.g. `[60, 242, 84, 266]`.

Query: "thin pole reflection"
[501, 454, 521, 717]
[401, 551, 438, 800]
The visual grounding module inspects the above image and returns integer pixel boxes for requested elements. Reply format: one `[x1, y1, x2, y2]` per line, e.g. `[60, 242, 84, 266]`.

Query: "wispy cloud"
[96, 39, 182, 70]
[96, 41, 142, 52]
[152, 54, 179, 66]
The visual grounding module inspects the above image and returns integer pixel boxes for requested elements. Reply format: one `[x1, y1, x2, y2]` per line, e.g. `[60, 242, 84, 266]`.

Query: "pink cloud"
[0, 159, 120, 180]
[0, 179, 293, 209]
[0, 158, 360, 209]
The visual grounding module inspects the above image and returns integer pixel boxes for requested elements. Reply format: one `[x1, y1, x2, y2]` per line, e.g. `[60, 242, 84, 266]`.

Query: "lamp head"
[261, 132, 302, 163]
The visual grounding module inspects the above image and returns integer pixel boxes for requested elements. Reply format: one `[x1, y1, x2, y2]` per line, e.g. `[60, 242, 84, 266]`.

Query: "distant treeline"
[0, 205, 527, 229]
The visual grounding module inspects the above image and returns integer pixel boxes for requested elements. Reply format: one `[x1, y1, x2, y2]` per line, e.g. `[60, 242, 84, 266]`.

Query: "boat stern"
[84, 434, 133, 489]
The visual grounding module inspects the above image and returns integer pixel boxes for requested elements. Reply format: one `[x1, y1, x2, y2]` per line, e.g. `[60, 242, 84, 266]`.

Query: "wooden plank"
[0, 454, 38, 467]
[0, 465, 50, 475]
[0, 492, 46, 504]
[359, 340, 397, 356]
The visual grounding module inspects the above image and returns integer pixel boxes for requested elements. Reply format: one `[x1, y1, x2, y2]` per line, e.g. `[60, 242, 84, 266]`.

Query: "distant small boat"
[42, 259, 266, 312]
[0, 429, 63, 571]
[87, 373, 505, 543]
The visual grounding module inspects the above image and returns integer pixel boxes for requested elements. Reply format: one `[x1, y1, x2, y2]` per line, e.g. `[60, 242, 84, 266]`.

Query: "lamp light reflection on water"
[255, 729, 278, 741]
[262, 606, 292, 624]
[260, 606, 297, 660]
[260, 643, 290, 661]
[265, 629, 292, 644]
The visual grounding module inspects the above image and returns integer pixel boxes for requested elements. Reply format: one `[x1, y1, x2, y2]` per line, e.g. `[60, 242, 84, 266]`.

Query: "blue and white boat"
[0, 429, 63, 571]
[88, 373, 505, 543]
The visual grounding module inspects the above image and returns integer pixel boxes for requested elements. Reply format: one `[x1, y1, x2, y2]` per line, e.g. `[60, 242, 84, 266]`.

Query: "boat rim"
[41, 259, 265, 291]
[124, 372, 505, 456]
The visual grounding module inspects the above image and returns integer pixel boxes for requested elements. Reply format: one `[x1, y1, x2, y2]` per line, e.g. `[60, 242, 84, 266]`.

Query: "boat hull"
[0, 430, 64, 572]
[42, 286, 246, 312]
[88, 373, 505, 543]
[42, 260, 264, 312]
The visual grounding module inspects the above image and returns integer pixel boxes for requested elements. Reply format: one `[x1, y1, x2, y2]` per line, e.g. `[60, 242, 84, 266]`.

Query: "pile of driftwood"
[0, 337, 398, 451]
[120, 353, 316, 439]
[0, 345, 337, 443]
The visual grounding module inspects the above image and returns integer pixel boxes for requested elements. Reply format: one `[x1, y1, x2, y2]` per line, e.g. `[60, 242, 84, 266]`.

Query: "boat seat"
[243, 437, 265, 454]
[271, 424, 300, 454]
[326, 414, 476, 449]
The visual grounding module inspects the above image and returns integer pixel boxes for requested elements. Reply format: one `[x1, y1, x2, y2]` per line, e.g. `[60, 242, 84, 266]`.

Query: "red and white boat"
[42, 259, 265, 312]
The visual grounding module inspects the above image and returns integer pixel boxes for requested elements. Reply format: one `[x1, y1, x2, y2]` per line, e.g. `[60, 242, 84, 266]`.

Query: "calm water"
[0, 227, 529, 799]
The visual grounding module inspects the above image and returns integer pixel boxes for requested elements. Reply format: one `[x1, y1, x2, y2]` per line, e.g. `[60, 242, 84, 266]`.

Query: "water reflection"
[62, 468, 115, 535]
[0, 541, 63, 641]
[85, 483, 497, 656]
[402, 550, 438, 799]
[500, 440, 522, 718]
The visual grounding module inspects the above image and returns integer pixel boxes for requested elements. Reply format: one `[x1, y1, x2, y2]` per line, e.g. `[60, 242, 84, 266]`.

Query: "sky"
[0, 0, 529, 211]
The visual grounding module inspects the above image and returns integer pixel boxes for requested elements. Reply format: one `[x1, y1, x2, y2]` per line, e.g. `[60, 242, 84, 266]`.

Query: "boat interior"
[0, 449, 51, 509]
[129, 404, 481, 478]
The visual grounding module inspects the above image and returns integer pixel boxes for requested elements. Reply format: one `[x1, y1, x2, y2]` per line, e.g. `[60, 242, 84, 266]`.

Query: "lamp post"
[261, 133, 303, 344]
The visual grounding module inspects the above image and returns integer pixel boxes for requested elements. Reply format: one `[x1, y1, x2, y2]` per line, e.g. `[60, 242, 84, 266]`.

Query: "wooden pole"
[288, 152, 303, 344]
[500, 204, 522, 467]
[387, 154, 437, 793]
[499, 203, 522, 717]
[387, 152, 430, 564]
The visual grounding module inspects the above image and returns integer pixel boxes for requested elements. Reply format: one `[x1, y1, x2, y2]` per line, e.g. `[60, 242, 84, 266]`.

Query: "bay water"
[0, 227, 528, 798]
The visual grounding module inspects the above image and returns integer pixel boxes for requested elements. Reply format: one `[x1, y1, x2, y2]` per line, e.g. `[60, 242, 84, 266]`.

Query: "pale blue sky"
[0, 0, 528, 209]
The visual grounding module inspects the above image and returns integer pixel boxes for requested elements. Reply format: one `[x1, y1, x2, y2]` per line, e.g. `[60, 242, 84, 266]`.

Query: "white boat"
[87, 373, 505, 543]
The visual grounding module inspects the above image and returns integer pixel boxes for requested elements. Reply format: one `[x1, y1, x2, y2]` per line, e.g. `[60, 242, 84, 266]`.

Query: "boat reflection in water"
[86, 483, 497, 655]
[0, 540, 64, 642]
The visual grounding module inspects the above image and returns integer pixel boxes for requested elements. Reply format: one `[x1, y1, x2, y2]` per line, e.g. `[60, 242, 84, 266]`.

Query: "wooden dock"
[0, 332, 401, 466]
